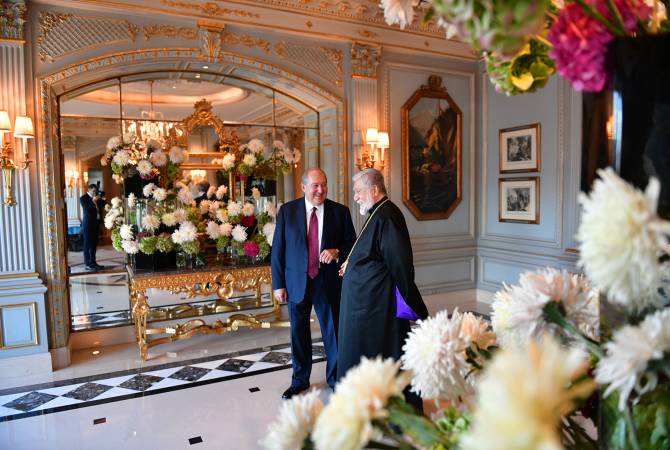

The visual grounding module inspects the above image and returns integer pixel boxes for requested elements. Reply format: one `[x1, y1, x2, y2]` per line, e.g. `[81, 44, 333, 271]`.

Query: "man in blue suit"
[80, 184, 104, 272]
[271, 168, 356, 399]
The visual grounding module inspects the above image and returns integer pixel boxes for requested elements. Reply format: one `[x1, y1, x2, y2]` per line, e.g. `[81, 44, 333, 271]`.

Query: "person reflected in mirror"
[80, 184, 105, 272]
[337, 168, 429, 411]
[271, 168, 356, 399]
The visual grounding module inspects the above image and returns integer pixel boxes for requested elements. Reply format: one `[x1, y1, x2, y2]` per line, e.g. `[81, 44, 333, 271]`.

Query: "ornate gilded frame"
[401, 75, 462, 221]
[37, 48, 345, 349]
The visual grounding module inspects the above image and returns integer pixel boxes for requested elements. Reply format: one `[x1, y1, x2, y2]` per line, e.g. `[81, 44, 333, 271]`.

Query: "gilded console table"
[128, 264, 288, 360]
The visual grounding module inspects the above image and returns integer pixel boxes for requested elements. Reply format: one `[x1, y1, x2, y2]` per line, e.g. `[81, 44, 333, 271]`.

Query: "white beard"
[358, 201, 373, 216]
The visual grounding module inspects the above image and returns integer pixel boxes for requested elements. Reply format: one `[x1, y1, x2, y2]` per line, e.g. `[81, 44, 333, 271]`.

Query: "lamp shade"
[0, 111, 11, 132]
[377, 132, 389, 148]
[365, 128, 378, 143]
[352, 130, 363, 146]
[13, 116, 34, 138]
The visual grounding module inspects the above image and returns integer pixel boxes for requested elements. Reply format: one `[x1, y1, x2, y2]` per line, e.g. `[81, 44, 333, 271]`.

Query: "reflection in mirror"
[59, 72, 323, 332]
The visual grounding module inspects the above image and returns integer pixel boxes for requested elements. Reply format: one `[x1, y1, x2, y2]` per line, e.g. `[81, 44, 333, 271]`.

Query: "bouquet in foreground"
[261, 168, 670, 450]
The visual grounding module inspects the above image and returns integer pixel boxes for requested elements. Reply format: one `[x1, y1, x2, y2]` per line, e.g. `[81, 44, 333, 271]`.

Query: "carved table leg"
[131, 285, 150, 361]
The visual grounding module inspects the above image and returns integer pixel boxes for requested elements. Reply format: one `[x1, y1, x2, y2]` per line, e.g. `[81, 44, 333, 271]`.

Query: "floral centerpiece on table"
[101, 133, 187, 188]
[261, 168, 670, 450]
[268, 140, 302, 174]
[381, 0, 669, 95]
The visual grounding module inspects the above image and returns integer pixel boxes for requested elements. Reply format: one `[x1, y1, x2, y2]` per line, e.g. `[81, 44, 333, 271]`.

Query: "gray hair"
[301, 167, 327, 185]
[352, 168, 387, 195]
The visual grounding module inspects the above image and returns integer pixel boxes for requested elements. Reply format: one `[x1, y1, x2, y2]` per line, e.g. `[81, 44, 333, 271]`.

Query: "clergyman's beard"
[358, 201, 373, 216]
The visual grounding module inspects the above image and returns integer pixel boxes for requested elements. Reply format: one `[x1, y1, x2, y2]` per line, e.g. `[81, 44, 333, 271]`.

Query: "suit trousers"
[288, 271, 338, 388]
[82, 226, 98, 267]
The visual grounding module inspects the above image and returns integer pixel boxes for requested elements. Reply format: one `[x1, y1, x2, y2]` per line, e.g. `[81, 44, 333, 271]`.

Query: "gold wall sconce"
[66, 169, 80, 195]
[355, 128, 388, 171]
[0, 111, 34, 207]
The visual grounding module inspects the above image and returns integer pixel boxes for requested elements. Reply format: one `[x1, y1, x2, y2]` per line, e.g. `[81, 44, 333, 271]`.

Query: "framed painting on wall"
[401, 75, 462, 221]
[498, 177, 540, 224]
[499, 123, 541, 173]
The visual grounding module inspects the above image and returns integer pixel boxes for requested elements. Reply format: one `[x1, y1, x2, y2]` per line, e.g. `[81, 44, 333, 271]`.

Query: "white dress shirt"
[304, 198, 324, 250]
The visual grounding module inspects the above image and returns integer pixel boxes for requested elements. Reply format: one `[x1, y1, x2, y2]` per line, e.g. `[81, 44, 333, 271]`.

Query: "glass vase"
[175, 250, 193, 269]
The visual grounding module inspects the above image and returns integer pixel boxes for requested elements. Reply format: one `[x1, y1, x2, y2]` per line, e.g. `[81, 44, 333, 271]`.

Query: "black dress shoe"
[282, 385, 309, 399]
[93, 264, 105, 270]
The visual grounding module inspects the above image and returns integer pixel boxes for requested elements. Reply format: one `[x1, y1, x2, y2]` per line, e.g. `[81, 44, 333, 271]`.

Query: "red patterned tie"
[308, 207, 319, 279]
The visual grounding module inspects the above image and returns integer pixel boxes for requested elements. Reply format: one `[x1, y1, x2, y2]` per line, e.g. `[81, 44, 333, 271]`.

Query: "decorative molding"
[37, 12, 139, 62]
[198, 21, 225, 61]
[350, 42, 380, 79]
[356, 29, 377, 39]
[143, 24, 198, 41]
[274, 42, 343, 86]
[161, 0, 260, 19]
[0, 0, 26, 41]
[222, 31, 271, 54]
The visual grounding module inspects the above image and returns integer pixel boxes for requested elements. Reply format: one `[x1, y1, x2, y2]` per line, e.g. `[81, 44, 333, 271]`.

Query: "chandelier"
[122, 80, 183, 145]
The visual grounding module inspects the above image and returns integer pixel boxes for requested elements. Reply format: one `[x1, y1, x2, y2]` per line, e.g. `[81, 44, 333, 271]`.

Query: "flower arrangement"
[101, 134, 187, 187]
[261, 168, 670, 450]
[381, 0, 669, 95]
[269, 140, 302, 174]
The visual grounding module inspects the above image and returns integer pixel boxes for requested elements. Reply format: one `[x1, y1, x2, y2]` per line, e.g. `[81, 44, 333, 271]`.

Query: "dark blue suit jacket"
[271, 197, 356, 305]
[79, 194, 100, 237]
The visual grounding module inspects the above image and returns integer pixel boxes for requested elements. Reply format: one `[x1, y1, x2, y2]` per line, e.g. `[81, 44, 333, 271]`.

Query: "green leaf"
[386, 397, 449, 448]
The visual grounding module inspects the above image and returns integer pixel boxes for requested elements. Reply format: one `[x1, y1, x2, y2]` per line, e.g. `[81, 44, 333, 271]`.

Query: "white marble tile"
[197, 369, 238, 382]
[96, 375, 136, 387]
[33, 395, 83, 411]
[38, 383, 86, 397]
[146, 377, 190, 391]
[93, 386, 139, 401]
[235, 351, 269, 362]
[189, 359, 228, 370]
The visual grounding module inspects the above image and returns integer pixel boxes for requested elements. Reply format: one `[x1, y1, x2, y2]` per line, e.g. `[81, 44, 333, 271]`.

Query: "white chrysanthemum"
[381, 0, 419, 29]
[282, 148, 295, 164]
[120, 224, 134, 240]
[266, 201, 277, 218]
[137, 159, 153, 177]
[168, 146, 186, 164]
[112, 149, 130, 166]
[460, 312, 497, 350]
[112, 174, 123, 184]
[206, 186, 217, 199]
[577, 168, 670, 310]
[263, 223, 276, 246]
[219, 222, 233, 237]
[207, 201, 220, 216]
[121, 239, 139, 254]
[222, 153, 236, 171]
[313, 357, 408, 450]
[104, 216, 115, 230]
[161, 213, 177, 227]
[260, 389, 323, 450]
[173, 208, 187, 224]
[232, 224, 247, 243]
[595, 308, 670, 411]
[171, 221, 198, 244]
[142, 183, 156, 198]
[127, 192, 136, 208]
[247, 138, 266, 155]
[251, 187, 261, 200]
[111, 197, 122, 208]
[152, 188, 167, 202]
[243, 153, 257, 167]
[492, 268, 599, 347]
[401, 309, 472, 401]
[227, 201, 242, 217]
[149, 150, 167, 167]
[460, 337, 593, 450]
[206, 220, 222, 239]
[141, 214, 160, 232]
[215, 185, 228, 200]
[199, 200, 211, 215]
[177, 188, 194, 205]
[106, 136, 121, 150]
[242, 203, 255, 217]
[216, 209, 228, 223]
[273, 140, 286, 151]
[122, 132, 134, 144]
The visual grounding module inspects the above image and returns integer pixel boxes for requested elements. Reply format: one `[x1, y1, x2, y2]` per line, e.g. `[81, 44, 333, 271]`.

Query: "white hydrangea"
[243, 153, 257, 167]
[121, 239, 139, 254]
[171, 221, 198, 244]
[177, 188, 194, 205]
[247, 138, 266, 155]
[111, 197, 122, 208]
[173, 208, 187, 223]
[208, 201, 221, 215]
[227, 201, 242, 217]
[152, 188, 167, 202]
[149, 150, 167, 167]
[577, 168, 670, 311]
[231, 224, 247, 243]
[168, 146, 186, 164]
[215, 185, 228, 200]
[127, 193, 136, 208]
[222, 153, 236, 171]
[206, 220, 222, 239]
[273, 140, 286, 151]
[137, 159, 153, 177]
[262, 222, 276, 246]
[260, 389, 323, 450]
[106, 136, 121, 150]
[112, 149, 130, 166]
[142, 183, 156, 198]
[161, 213, 177, 227]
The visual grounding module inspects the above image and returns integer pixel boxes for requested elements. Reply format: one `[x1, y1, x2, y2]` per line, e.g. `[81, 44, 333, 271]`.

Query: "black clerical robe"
[337, 197, 429, 381]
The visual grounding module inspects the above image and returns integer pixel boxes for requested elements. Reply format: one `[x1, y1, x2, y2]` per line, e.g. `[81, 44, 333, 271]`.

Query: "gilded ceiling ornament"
[350, 41, 381, 79]
[273, 41, 343, 87]
[143, 24, 198, 40]
[198, 21, 225, 61]
[0, 0, 27, 40]
[221, 32, 271, 54]
[161, 0, 259, 19]
[357, 29, 377, 39]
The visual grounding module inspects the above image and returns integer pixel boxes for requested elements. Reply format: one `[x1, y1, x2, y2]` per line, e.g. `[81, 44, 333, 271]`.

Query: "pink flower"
[243, 241, 260, 257]
[548, 0, 650, 92]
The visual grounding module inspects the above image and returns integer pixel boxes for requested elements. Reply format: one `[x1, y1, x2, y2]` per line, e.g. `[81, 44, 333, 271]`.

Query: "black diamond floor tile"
[3, 392, 58, 412]
[118, 374, 164, 391]
[169, 366, 211, 382]
[216, 359, 254, 373]
[312, 346, 326, 357]
[62, 382, 113, 401]
[259, 351, 292, 365]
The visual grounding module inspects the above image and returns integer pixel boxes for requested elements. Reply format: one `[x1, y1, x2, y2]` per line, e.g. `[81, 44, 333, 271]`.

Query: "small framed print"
[499, 123, 540, 173]
[499, 177, 540, 224]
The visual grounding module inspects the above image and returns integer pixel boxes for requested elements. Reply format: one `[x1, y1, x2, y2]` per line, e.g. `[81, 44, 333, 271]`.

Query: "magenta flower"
[243, 241, 260, 257]
[548, 0, 650, 92]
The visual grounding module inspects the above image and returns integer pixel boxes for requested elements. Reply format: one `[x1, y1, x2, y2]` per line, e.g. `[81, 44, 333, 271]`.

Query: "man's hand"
[319, 248, 339, 264]
[93, 195, 101, 202]
[274, 288, 287, 304]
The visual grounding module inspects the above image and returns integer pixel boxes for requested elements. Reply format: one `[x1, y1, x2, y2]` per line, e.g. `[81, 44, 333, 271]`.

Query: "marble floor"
[0, 298, 491, 449]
